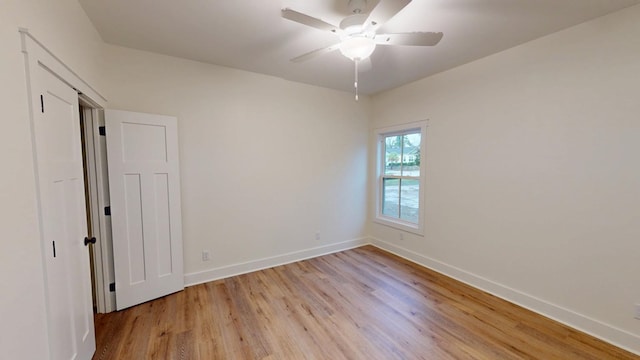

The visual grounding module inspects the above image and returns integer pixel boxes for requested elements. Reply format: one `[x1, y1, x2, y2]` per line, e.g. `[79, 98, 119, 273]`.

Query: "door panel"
[34, 66, 96, 360]
[105, 109, 184, 310]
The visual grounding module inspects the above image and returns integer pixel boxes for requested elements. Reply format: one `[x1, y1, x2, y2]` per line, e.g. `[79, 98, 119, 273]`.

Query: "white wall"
[370, 4, 640, 353]
[2, 0, 638, 356]
[100, 45, 370, 281]
[0, 0, 103, 358]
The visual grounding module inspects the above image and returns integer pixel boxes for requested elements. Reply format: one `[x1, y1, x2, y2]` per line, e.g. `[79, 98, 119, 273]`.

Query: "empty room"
[1, 0, 639, 359]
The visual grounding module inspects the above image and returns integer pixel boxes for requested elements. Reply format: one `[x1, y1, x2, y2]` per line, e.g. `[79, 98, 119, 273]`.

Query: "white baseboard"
[369, 236, 640, 356]
[184, 237, 369, 287]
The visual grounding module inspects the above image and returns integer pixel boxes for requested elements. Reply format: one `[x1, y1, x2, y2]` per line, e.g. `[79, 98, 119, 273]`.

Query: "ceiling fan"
[282, 0, 443, 99]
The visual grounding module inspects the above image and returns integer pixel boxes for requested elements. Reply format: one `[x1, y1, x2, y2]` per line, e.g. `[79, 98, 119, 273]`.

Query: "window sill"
[373, 216, 424, 236]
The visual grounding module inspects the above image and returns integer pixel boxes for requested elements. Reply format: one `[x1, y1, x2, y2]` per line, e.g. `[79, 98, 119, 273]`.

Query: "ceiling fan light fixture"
[281, 0, 443, 99]
[339, 36, 376, 61]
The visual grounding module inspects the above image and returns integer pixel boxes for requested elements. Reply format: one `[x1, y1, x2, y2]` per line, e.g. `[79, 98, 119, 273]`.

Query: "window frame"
[374, 121, 427, 235]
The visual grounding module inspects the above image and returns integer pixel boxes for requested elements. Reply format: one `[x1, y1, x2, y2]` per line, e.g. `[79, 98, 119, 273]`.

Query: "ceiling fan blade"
[291, 44, 341, 63]
[282, 8, 340, 33]
[364, 0, 411, 30]
[375, 32, 444, 46]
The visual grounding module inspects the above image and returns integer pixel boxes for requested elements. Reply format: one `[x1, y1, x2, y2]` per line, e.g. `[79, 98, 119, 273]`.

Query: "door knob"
[84, 237, 97, 246]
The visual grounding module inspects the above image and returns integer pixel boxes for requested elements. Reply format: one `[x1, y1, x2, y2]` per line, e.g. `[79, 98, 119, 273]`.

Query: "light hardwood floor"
[93, 246, 639, 359]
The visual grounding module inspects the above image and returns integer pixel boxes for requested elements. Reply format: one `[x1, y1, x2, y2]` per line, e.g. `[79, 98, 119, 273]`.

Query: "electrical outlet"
[399, 232, 404, 241]
[315, 231, 321, 241]
[202, 250, 210, 262]
[635, 304, 640, 320]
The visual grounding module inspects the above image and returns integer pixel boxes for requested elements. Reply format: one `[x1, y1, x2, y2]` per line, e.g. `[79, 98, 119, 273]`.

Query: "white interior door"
[105, 109, 184, 310]
[34, 66, 95, 360]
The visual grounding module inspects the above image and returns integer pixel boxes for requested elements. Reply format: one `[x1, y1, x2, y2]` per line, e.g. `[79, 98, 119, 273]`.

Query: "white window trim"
[373, 120, 427, 236]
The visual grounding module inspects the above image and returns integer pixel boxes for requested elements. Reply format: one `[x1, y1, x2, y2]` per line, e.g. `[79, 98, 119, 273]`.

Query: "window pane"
[401, 133, 421, 177]
[382, 178, 399, 218]
[384, 136, 402, 176]
[399, 179, 420, 224]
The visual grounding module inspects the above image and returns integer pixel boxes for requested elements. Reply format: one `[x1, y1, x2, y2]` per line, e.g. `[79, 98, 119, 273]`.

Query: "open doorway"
[79, 100, 116, 314]
[79, 106, 97, 311]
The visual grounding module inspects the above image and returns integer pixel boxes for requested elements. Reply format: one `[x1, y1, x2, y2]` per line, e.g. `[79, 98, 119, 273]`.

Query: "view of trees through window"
[382, 132, 421, 224]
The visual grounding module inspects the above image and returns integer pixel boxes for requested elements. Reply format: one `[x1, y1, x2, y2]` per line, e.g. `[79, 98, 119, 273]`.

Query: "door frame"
[21, 28, 111, 356]
[80, 103, 116, 313]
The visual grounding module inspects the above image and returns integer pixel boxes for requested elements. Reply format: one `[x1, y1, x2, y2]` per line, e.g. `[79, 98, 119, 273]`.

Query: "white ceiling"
[79, 0, 639, 95]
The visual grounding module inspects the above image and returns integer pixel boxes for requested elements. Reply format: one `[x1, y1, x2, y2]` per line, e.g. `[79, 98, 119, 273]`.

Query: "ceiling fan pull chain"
[354, 59, 359, 101]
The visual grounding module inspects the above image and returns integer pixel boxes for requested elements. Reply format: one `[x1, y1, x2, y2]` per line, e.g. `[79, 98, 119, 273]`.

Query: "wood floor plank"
[172, 330, 194, 360]
[93, 246, 639, 359]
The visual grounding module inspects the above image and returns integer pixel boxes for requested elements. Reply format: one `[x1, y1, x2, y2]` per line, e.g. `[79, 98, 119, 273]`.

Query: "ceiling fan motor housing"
[340, 14, 369, 34]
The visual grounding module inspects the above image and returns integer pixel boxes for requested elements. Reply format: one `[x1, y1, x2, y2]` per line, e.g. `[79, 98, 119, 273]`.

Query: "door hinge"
[109, 283, 116, 292]
[99, 126, 106, 136]
[104, 206, 111, 216]
[40, 95, 44, 113]
[52, 240, 56, 258]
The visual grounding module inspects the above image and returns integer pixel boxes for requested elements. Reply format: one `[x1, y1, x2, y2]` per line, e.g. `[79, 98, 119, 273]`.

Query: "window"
[375, 121, 426, 234]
